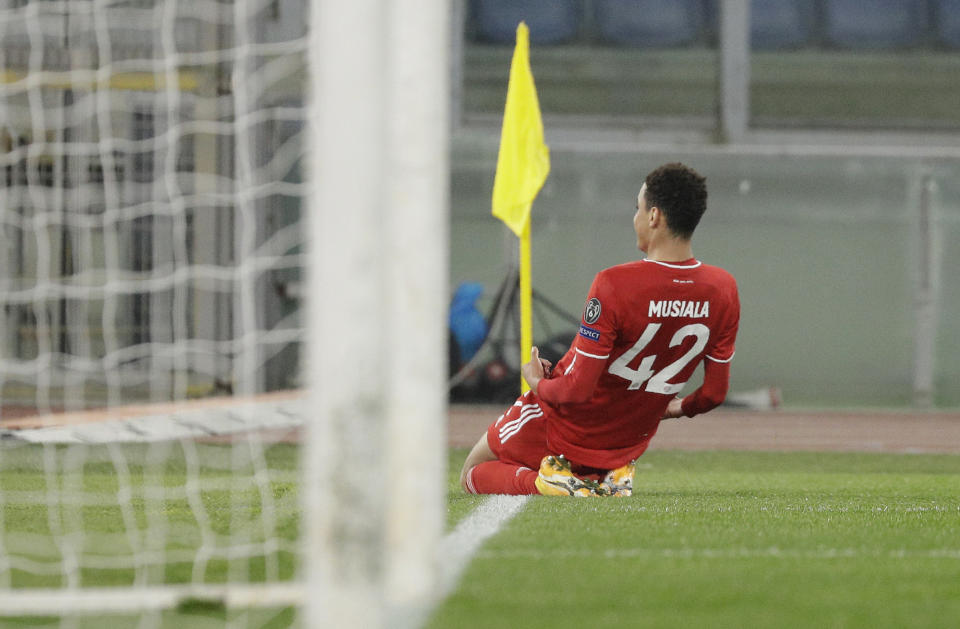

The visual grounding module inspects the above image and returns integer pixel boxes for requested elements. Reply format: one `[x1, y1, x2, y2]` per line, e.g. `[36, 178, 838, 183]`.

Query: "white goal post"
[308, 0, 449, 628]
[0, 0, 449, 625]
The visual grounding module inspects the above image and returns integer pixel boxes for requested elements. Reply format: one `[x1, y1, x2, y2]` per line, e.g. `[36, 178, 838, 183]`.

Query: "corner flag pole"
[518, 222, 533, 392]
[491, 22, 550, 394]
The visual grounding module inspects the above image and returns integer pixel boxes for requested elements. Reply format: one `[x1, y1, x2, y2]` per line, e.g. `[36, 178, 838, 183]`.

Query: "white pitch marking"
[473, 547, 960, 560]
[438, 495, 531, 597]
[399, 494, 531, 629]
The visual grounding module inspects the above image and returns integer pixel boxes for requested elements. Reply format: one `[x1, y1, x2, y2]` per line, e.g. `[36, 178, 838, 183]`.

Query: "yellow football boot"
[535, 455, 606, 497]
[601, 460, 636, 497]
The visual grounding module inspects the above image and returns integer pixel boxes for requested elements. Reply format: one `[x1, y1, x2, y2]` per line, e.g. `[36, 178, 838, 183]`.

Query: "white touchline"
[438, 495, 531, 599]
[398, 494, 531, 629]
[472, 547, 960, 560]
[386, 494, 534, 629]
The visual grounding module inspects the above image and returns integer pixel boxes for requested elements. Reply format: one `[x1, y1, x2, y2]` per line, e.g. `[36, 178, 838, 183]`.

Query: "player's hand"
[521, 346, 546, 393]
[661, 396, 685, 419]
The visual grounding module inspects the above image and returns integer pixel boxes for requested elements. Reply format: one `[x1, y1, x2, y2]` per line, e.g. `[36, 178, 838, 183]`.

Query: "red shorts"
[486, 392, 612, 480]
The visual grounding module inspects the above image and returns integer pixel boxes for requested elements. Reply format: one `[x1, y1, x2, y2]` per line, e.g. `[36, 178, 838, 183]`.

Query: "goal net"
[0, 0, 449, 626]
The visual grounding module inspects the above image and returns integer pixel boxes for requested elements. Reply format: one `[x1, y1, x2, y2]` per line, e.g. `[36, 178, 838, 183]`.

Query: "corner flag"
[491, 22, 550, 393]
[491, 22, 550, 237]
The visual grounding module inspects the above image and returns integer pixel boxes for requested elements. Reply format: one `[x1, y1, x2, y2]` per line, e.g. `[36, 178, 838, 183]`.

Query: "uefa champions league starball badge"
[584, 298, 601, 324]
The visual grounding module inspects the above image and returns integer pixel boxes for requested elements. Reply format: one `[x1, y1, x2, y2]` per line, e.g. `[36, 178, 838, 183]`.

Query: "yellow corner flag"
[491, 22, 550, 394]
[491, 22, 550, 237]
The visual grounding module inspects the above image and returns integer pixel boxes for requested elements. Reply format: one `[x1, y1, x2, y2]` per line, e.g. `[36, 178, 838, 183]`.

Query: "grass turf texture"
[432, 448, 960, 629]
[2, 444, 957, 627]
[0, 442, 299, 628]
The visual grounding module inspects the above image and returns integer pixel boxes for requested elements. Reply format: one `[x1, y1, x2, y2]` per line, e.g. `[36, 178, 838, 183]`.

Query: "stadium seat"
[593, 0, 706, 48]
[750, 0, 815, 50]
[935, 0, 960, 48]
[823, 0, 928, 49]
[471, 0, 581, 45]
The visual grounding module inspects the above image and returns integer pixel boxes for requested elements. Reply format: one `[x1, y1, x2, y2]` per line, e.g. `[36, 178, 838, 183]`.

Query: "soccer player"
[460, 163, 740, 497]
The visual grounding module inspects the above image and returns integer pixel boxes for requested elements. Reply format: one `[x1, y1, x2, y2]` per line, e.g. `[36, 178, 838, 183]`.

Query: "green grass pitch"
[0, 443, 957, 627]
[0, 442, 300, 628]
[432, 448, 960, 629]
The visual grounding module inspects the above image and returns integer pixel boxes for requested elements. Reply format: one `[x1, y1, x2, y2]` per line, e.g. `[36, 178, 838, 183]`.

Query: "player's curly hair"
[644, 163, 707, 240]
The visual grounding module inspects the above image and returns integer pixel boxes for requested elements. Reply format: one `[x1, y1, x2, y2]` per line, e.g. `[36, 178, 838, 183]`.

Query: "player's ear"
[648, 206, 661, 227]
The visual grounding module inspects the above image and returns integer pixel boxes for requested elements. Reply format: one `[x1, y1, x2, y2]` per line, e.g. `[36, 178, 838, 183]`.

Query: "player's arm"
[665, 273, 739, 419]
[520, 346, 552, 392]
[524, 346, 607, 404]
[663, 356, 731, 419]
[525, 273, 615, 404]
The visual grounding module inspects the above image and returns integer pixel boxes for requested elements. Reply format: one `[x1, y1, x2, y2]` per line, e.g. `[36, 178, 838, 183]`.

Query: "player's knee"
[460, 432, 494, 493]
[459, 464, 475, 494]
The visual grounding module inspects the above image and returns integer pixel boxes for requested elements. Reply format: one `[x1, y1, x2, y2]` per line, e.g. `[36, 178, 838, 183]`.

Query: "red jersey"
[536, 258, 739, 468]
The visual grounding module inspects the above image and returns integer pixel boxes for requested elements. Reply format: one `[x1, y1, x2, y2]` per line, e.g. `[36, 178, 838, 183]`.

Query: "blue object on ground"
[450, 282, 488, 364]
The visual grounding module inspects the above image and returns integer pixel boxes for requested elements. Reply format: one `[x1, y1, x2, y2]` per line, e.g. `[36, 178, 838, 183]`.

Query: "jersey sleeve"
[680, 358, 731, 417]
[537, 272, 617, 406]
[704, 275, 740, 363]
[572, 271, 618, 359]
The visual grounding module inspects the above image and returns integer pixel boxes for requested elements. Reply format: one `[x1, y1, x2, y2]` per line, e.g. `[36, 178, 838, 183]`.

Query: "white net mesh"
[0, 0, 308, 622]
[1, 0, 308, 407]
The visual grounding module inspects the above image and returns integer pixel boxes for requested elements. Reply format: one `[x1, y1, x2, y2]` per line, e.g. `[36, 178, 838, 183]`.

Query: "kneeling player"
[460, 163, 740, 496]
